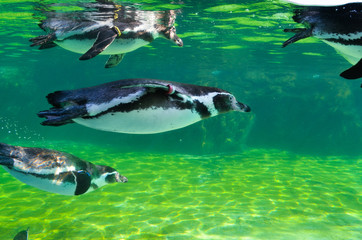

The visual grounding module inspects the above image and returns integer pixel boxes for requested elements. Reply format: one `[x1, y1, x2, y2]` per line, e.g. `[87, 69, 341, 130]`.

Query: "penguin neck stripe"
[83, 90, 195, 119]
[315, 31, 362, 41]
[194, 100, 211, 119]
[324, 37, 362, 46]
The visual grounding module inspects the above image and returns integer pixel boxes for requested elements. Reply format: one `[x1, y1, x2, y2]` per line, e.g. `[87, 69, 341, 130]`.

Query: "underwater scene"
[0, 0, 361, 239]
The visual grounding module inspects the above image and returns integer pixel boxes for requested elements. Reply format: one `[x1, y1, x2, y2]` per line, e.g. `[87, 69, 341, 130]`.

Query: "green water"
[0, 0, 361, 239]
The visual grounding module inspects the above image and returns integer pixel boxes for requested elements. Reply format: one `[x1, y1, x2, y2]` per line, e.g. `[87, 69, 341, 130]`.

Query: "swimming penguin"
[29, 2, 183, 68]
[37, 78, 251, 134]
[282, 0, 361, 6]
[282, 2, 362, 80]
[0, 143, 127, 195]
[13, 228, 29, 240]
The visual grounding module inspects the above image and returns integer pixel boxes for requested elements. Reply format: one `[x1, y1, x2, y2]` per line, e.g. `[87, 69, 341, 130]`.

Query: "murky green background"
[0, 0, 361, 239]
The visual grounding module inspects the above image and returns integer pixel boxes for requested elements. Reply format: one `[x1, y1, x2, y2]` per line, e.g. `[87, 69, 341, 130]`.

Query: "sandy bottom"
[0, 141, 360, 239]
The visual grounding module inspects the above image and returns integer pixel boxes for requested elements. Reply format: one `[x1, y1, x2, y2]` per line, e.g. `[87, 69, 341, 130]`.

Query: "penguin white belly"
[322, 40, 362, 65]
[73, 108, 202, 134]
[2, 167, 76, 195]
[104, 38, 150, 54]
[56, 38, 150, 55]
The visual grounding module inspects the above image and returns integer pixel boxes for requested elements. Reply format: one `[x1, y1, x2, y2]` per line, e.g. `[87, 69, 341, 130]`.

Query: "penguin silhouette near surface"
[29, 1, 183, 68]
[38, 78, 251, 134]
[0, 143, 127, 196]
[282, 1, 362, 80]
[13, 228, 29, 240]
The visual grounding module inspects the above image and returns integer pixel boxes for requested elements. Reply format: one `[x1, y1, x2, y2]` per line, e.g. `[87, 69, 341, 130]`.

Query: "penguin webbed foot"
[105, 54, 125, 68]
[29, 33, 56, 48]
[38, 106, 87, 126]
[282, 28, 312, 48]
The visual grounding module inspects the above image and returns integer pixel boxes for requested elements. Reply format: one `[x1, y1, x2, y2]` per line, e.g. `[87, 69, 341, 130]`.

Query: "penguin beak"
[115, 173, 128, 183]
[236, 102, 251, 112]
[166, 27, 183, 47]
[174, 37, 183, 47]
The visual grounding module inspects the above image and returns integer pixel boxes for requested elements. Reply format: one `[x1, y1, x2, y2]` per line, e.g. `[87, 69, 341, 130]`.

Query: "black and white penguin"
[29, 2, 183, 68]
[37, 78, 251, 134]
[282, 1, 362, 80]
[282, 0, 359, 6]
[0, 143, 127, 196]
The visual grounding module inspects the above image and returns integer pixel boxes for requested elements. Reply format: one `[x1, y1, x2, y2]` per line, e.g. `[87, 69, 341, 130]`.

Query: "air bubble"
[0, 116, 44, 144]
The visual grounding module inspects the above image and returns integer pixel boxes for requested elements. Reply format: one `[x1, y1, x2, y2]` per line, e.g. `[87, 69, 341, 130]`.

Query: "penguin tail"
[46, 90, 74, 108]
[0, 143, 16, 167]
[292, 9, 307, 24]
[39, 90, 88, 126]
[38, 105, 87, 126]
[0, 143, 14, 155]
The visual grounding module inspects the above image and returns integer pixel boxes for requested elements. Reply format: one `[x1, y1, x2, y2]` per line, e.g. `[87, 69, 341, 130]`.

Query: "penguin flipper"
[74, 170, 91, 195]
[79, 28, 119, 60]
[38, 105, 88, 126]
[105, 54, 125, 68]
[121, 83, 192, 102]
[120, 82, 172, 94]
[282, 28, 313, 48]
[340, 59, 362, 80]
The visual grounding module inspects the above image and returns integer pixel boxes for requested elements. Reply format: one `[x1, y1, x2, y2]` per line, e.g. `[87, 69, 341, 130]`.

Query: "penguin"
[13, 228, 29, 240]
[0, 143, 128, 196]
[29, 2, 183, 68]
[282, 0, 360, 6]
[37, 78, 251, 134]
[282, 2, 362, 80]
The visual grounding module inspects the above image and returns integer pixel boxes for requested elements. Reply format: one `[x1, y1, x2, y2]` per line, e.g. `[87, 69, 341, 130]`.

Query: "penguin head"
[98, 165, 128, 184]
[163, 26, 183, 47]
[105, 170, 128, 184]
[213, 93, 251, 114]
